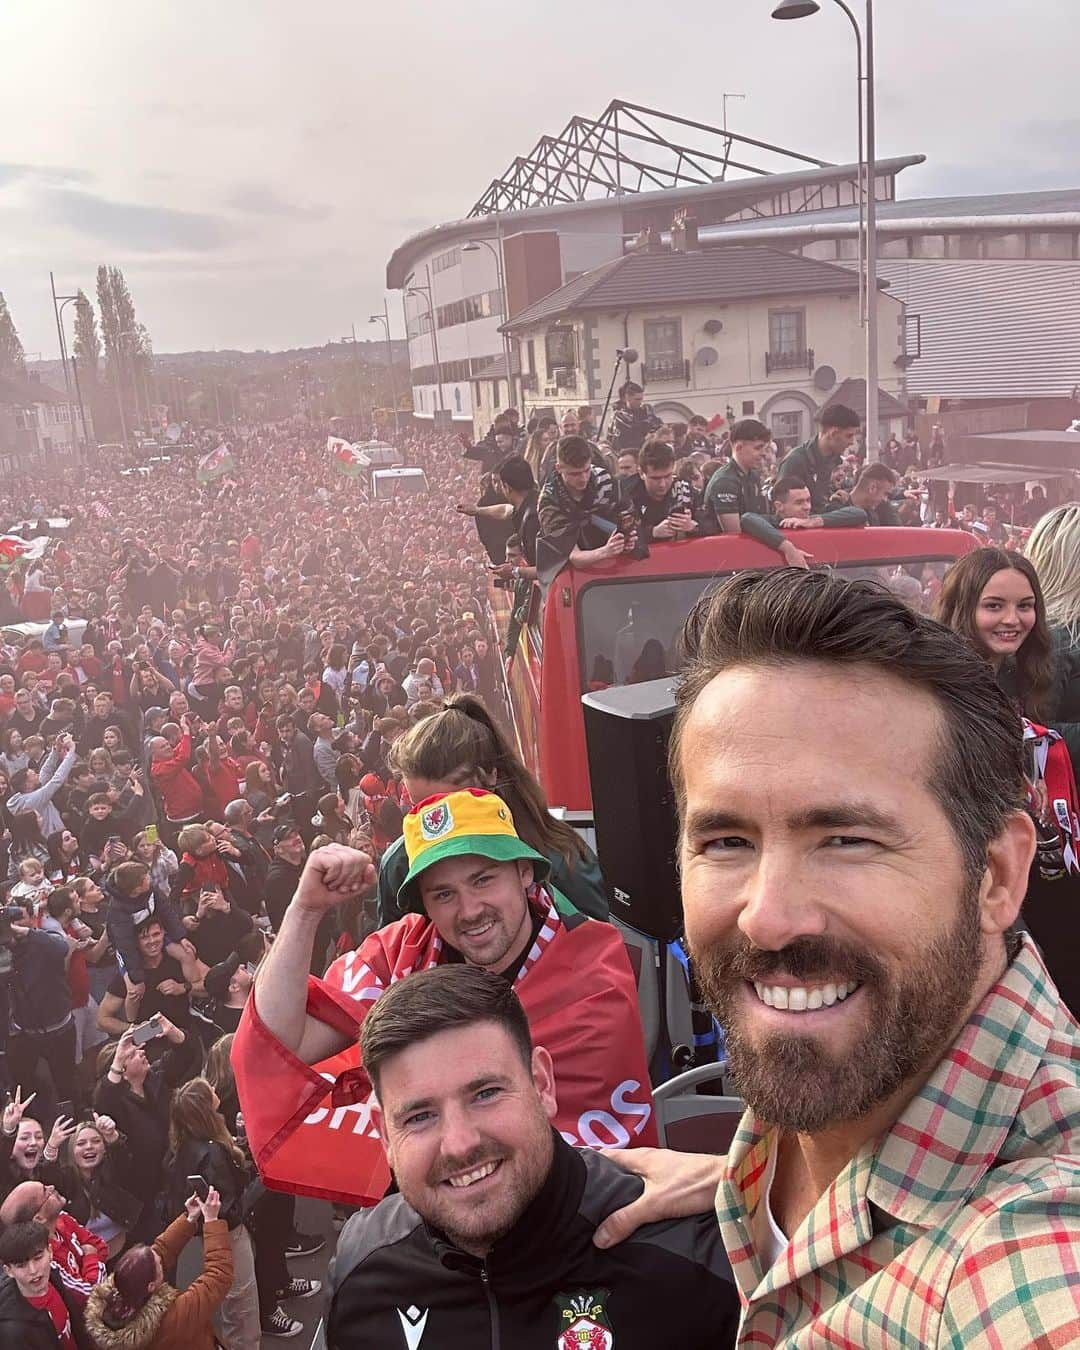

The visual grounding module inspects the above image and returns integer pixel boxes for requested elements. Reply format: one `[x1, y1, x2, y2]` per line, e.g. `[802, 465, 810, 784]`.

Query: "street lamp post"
[462, 234, 518, 418]
[404, 268, 444, 415]
[369, 301, 401, 437]
[48, 274, 79, 459]
[50, 281, 93, 461]
[772, 0, 879, 461]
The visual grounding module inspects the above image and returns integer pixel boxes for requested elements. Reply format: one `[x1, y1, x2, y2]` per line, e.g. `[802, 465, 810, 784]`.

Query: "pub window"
[768, 309, 805, 357]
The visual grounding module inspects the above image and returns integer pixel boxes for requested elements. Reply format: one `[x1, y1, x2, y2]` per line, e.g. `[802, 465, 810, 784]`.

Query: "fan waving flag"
[327, 436, 364, 477]
[196, 442, 236, 484]
[233, 889, 657, 1205]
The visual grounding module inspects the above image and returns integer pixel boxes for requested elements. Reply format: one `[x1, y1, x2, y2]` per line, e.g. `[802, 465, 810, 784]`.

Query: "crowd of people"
[0, 423, 512, 1344]
[0, 393, 1073, 1347]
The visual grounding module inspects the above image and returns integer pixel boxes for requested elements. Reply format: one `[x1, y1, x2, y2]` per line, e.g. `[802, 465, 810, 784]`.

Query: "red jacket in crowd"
[151, 732, 204, 820]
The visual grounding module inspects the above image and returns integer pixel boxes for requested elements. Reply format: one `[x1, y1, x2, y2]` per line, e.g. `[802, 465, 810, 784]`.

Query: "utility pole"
[49, 273, 78, 457]
[369, 301, 400, 436]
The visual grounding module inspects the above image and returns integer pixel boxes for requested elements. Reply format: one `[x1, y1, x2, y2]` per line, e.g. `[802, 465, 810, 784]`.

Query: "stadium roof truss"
[468, 99, 831, 217]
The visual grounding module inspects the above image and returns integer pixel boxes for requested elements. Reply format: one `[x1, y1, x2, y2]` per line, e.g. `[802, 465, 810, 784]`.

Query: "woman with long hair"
[165, 1077, 261, 1350]
[7, 808, 51, 877]
[936, 545, 1080, 1011]
[1026, 502, 1080, 765]
[321, 642, 349, 702]
[314, 791, 353, 843]
[47, 826, 85, 881]
[44, 1115, 142, 1259]
[933, 547, 1054, 718]
[83, 1186, 231, 1350]
[380, 693, 608, 924]
[0, 727, 28, 779]
[243, 758, 276, 815]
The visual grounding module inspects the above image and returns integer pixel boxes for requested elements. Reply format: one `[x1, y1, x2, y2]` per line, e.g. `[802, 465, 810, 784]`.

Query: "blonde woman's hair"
[1026, 502, 1080, 641]
[168, 1076, 244, 1168]
[204, 1034, 236, 1103]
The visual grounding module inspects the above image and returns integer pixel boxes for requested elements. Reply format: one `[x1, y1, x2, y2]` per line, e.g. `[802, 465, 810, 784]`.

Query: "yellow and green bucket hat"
[397, 788, 549, 912]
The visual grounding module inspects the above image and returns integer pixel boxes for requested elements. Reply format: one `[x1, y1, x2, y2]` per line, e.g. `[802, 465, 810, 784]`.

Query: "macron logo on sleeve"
[397, 1305, 429, 1349]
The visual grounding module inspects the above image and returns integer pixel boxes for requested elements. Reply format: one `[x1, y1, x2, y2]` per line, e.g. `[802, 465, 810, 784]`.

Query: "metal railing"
[765, 346, 815, 375]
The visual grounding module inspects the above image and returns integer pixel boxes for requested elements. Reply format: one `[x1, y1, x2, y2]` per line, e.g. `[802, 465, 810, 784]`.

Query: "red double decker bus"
[492, 527, 978, 826]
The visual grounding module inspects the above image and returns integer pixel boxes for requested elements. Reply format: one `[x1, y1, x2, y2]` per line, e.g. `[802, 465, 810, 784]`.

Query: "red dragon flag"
[327, 436, 364, 477]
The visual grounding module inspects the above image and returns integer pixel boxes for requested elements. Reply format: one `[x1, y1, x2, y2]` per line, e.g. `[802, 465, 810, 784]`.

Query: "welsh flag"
[0, 535, 47, 568]
[196, 442, 235, 484]
[327, 435, 363, 477]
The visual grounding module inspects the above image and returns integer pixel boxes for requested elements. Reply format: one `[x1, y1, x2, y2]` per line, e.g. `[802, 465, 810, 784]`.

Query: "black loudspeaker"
[582, 678, 682, 940]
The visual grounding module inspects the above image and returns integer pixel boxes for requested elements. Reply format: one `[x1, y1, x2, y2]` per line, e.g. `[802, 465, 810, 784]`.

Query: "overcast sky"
[2, 0, 1075, 357]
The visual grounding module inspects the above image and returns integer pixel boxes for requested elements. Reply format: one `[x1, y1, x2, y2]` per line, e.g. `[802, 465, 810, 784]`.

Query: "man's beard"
[689, 882, 984, 1134]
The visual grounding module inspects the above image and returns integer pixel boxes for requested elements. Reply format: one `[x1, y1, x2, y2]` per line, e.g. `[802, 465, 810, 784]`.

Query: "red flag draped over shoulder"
[233, 891, 657, 1206]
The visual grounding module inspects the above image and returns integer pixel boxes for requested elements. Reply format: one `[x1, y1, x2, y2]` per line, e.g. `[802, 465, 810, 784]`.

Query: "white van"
[371, 467, 429, 501]
[356, 442, 401, 471]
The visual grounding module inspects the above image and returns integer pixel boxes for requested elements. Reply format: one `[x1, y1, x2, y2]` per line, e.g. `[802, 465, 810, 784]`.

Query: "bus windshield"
[577, 557, 955, 690]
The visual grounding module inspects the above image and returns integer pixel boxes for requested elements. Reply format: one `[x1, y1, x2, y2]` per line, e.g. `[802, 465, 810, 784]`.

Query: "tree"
[0, 292, 26, 380]
[96, 264, 154, 431]
[72, 290, 100, 385]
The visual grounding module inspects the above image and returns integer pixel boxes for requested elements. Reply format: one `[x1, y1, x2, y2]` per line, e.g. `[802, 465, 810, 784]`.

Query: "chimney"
[671, 209, 699, 253]
[631, 226, 664, 253]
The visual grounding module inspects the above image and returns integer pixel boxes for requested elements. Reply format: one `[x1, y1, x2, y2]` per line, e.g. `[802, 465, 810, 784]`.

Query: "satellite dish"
[703, 319, 724, 335]
[695, 346, 719, 368]
[165, 423, 182, 443]
[813, 365, 837, 392]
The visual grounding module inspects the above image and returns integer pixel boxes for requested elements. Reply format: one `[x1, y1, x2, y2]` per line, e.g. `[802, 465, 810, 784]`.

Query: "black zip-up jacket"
[326, 1131, 738, 1349]
[0, 1267, 91, 1349]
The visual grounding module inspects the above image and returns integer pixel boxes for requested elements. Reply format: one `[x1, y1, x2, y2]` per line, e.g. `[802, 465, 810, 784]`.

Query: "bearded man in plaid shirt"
[596, 568, 1080, 1348]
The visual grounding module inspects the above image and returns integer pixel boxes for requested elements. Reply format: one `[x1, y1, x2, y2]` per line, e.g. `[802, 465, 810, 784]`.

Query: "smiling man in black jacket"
[327, 966, 737, 1349]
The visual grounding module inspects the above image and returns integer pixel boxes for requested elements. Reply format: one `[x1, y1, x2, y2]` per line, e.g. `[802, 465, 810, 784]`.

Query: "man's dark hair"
[670, 570, 1025, 883]
[361, 966, 533, 1095]
[0, 1220, 49, 1266]
[771, 476, 811, 504]
[619, 381, 643, 398]
[818, 403, 861, 430]
[498, 456, 536, 494]
[112, 861, 149, 897]
[492, 417, 514, 438]
[856, 462, 898, 488]
[46, 887, 75, 921]
[9, 768, 29, 794]
[688, 414, 708, 429]
[640, 441, 676, 473]
[87, 792, 111, 809]
[729, 418, 771, 444]
[555, 436, 592, 469]
[536, 415, 557, 432]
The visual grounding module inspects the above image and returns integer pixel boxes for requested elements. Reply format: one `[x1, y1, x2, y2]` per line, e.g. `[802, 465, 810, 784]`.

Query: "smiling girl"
[934, 547, 1054, 718]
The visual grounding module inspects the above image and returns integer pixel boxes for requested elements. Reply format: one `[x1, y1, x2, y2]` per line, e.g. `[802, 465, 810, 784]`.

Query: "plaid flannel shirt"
[717, 933, 1080, 1347]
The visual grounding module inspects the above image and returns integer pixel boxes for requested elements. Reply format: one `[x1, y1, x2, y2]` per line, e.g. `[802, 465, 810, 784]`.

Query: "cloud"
[37, 187, 236, 252]
[225, 183, 330, 220]
[0, 162, 91, 188]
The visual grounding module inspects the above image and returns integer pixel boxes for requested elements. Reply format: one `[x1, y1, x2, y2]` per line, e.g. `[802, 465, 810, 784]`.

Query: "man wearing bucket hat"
[233, 789, 657, 1206]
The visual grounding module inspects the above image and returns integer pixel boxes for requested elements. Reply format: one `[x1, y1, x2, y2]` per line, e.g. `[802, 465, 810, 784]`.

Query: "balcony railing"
[643, 356, 689, 383]
[765, 346, 815, 376]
